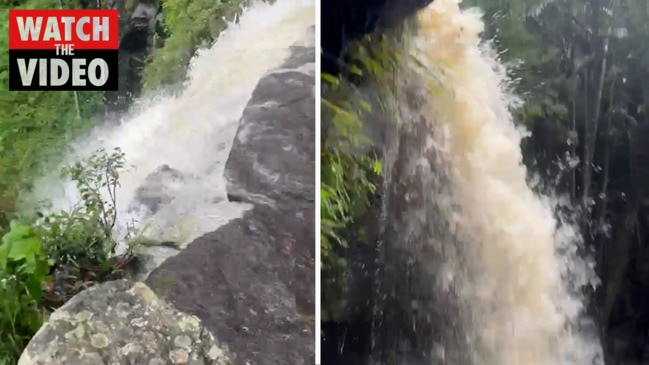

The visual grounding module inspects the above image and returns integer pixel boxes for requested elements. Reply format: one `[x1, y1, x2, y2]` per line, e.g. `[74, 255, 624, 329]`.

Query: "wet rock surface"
[146, 204, 314, 365]
[132, 164, 187, 215]
[320, 70, 460, 364]
[224, 44, 315, 208]
[18, 280, 232, 365]
[146, 32, 315, 365]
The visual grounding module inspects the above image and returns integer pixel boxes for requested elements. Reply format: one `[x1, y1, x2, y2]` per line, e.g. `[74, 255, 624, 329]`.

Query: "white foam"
[30, 0, 315, 255]
[414, 0, 603, 363]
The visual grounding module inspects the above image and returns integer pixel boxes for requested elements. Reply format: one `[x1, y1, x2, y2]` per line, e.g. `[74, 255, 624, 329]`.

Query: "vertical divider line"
[314, 0, 322, 361]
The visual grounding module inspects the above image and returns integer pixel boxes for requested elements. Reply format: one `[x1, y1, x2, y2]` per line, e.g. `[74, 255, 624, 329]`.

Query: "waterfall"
[375, 0, 603, 363]
[28, 0, 314, 266]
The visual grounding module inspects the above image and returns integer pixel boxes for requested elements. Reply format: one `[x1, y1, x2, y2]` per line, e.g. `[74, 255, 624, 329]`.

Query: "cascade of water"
[30, 0, 314, 256]
[405, 0, 603, 363]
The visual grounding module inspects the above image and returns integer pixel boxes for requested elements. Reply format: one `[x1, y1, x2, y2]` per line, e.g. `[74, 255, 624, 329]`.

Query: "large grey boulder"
[224, 43, 315, 209]
[146, 28, 316, 365]
[18, 280, 231, 365]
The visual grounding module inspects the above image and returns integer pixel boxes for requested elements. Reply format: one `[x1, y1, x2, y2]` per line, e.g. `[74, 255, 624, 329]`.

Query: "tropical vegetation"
[0, 0, 269, 361]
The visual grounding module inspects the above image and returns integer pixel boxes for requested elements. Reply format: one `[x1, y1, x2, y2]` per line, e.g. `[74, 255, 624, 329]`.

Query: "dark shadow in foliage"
[104, 3, 158, 114]
[321, 0, 433, 74]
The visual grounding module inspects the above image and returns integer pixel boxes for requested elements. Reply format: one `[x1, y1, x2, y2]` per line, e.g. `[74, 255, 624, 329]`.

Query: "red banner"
[8, 9, 119, 50]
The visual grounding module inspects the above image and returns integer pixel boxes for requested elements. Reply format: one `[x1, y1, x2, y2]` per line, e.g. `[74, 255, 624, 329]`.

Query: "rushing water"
[28, 0, 314, 271]
[403, 0, 603, 363]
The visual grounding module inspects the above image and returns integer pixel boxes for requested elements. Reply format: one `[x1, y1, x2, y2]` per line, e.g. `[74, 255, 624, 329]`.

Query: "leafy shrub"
[0, 148, 136, 363]
[0, 222, 50, 363]
[320, 74, 380, 261]
[143, 0, 274, 89]
[320, 34, 404, 319]
[36, 148, 128, 268]
[320, 75, 382, 319]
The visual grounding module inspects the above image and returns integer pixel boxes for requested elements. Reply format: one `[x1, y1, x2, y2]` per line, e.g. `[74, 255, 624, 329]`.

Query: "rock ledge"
[18, 280, 232, 365]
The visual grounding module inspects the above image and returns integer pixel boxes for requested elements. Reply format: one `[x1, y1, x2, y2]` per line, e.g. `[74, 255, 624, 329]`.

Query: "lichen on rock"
[18, 280, 232, 365]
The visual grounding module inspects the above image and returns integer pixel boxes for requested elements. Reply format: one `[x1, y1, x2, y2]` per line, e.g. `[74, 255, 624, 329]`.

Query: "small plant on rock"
[37, 148, 126, 266]
[34, 148, 138, 304]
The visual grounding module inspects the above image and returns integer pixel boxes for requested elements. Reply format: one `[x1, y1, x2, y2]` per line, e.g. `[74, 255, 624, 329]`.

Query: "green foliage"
[0, 222, 50, 363]
[0, 5, 105, 357]
[0, 0, 103, 202]
[320, 77, 378, 257]
[321, 34, 404, 320]
[0, 148, 134, 363]
[143, 0, 274, 89]
[467, 0, 649, 175]
[0, 1, 106, 357]
[36, 148, 128, 267]
[464, 0, 569, 128]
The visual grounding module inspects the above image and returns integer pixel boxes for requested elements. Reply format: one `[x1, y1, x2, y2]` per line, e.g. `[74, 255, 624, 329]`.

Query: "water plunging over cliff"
[375, 0, 603, 363]
[30, 0, 314, 267]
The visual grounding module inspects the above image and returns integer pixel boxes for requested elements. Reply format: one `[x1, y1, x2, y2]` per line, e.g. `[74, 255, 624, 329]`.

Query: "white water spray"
[31, 0, 314, 263]
[413, 0, 602, 363]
